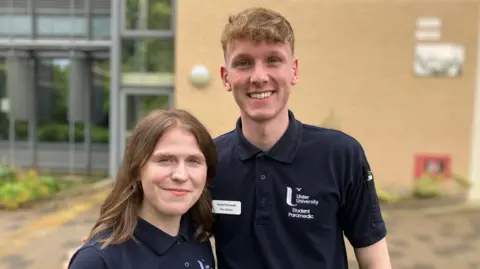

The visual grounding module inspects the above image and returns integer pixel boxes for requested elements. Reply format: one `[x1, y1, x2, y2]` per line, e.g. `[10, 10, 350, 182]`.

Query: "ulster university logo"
[285, 187, 319, 220]
[197, 260, 210, 269]
[286, 186, 299, 206]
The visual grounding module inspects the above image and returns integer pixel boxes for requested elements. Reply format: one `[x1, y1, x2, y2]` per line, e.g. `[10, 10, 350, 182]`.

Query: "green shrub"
[412, 174, 443, 199]
[376, 187, 402, 203]
[0, 166, 17, 185]
[0, 167, 63, 210]
[37, 123, 109, 143]
[452, 173, 471, 189]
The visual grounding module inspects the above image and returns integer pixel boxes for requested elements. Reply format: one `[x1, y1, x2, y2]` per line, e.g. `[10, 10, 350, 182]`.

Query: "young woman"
[68, 109, 217, 269]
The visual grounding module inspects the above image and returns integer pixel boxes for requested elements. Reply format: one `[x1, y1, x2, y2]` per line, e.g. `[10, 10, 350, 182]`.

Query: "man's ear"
[220, 65, 231, 91]
[291, 56, 299, 85]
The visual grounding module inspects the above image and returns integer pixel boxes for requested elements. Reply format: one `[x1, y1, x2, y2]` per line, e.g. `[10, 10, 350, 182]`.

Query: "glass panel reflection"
[0, 15, 32, 36]
[125, 0, 171, 30]
[121, 39, 174, 86]
[37, 16, 87, 36]
[126, 94, 170, 131]
[0, 60, 7, 140]
[92, 15, 111, 39]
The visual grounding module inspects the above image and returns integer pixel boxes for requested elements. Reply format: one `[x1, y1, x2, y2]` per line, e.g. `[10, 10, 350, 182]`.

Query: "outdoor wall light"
[190, 64, 210, 88]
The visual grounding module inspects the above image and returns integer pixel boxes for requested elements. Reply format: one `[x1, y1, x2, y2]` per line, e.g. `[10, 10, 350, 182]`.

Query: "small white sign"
[416, 17, 442, 29]
[212, 200, 241, 215]
[0, 98, 9, 113]
[415, 30, 441, 41]
[414, 43, 465, 77]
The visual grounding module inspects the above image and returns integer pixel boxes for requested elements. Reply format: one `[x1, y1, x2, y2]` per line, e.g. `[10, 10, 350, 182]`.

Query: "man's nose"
[250, 64, 269, 85]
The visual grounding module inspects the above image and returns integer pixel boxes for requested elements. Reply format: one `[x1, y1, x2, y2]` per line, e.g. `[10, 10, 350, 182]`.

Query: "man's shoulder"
[301, 123, 363, 153]
[213, 130, 236, 154]
[214, 130, 236, 144]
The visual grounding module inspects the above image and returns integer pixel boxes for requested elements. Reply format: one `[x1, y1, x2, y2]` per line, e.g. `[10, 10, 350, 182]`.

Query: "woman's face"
[139, 127, 207, 218]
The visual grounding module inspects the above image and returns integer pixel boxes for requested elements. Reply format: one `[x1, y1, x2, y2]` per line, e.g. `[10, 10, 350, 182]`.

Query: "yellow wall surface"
[175, 0, 477, 190]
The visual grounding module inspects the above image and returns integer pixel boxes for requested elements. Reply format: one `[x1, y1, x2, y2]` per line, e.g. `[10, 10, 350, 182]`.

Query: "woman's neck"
[138, 202, 181, 237]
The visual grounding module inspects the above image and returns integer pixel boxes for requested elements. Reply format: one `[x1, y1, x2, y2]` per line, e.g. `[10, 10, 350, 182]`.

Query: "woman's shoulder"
[67, 230, 119, 269]
[68, 244, 108, 269]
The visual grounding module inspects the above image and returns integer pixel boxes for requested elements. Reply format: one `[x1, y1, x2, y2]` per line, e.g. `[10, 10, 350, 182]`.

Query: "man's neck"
[241, 110, 290, 152]
[139, 202, 181, 237]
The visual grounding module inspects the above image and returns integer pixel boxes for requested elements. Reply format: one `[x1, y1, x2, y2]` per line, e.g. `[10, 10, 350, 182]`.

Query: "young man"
[210, 7, 392, 269]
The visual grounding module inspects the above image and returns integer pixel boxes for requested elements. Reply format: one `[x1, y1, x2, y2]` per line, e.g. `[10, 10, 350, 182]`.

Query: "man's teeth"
[249, 92, 272, 99]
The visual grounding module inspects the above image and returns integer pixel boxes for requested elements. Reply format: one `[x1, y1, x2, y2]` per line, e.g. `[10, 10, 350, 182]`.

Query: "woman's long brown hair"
[87, 109, 217, 248]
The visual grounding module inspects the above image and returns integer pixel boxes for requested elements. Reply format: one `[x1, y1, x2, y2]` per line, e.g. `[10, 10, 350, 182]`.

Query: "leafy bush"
[412, 173, 444, 199]
[0, 166, 65, 210]
[2, 123, 110, 143]
[376, 187, 402, 203]
[37, 123, 109, 143]
[452, 173, 471, 189]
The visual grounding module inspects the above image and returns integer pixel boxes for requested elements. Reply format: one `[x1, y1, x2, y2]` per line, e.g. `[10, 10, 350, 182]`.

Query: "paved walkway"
[0, 192, 479, 269]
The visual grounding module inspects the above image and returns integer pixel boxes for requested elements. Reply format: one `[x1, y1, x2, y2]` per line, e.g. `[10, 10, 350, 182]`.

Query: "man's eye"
[268, 57, 280, 63]
[236, 60, 250, 67]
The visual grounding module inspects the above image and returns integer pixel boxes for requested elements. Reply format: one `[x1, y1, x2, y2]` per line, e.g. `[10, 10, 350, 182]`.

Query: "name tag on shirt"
[212, 200, 241, 215]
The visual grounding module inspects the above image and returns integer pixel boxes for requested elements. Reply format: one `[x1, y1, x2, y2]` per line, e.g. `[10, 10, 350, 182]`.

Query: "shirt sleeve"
[338, 141, 387, 249]
[68, 246, 108, 269]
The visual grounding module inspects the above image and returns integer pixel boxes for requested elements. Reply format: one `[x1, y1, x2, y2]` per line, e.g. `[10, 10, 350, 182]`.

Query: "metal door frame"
[119, 87, 174, 159]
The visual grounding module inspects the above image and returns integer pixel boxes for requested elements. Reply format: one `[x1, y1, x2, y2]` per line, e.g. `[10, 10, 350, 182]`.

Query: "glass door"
[119, 88, 173, 158]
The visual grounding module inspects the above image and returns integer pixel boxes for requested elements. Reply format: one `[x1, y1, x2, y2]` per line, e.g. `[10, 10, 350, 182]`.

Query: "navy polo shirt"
[68, 217, 214, 269]
[211, 110, 387, 269]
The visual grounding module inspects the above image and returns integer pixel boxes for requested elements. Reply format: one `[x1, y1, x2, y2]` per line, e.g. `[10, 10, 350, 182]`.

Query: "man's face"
[221, 40, 299, 122]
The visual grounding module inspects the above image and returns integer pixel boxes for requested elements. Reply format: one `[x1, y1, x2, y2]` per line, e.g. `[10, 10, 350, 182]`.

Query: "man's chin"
[244, 110, 277, 123]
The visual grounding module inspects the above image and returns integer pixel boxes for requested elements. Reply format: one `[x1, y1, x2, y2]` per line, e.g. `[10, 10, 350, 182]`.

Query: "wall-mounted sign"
[414, 154, 452, 179]
[414, 43, 465, 77]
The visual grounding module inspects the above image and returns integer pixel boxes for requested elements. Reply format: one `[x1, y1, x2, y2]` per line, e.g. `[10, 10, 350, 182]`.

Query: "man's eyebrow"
[231, 53, 251, 60]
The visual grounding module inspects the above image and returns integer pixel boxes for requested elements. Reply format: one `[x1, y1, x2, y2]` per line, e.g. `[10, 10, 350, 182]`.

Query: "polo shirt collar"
[235, 110, 303, 163]
[133, 216, 190, 256]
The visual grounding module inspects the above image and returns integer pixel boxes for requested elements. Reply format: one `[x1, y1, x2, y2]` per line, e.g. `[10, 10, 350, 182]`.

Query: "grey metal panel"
[30, 0, 108, 14]
[0, 50, 110, 58]
[68, 52, 88, 122]
[34, 8, 87, 15]
[34, 0, 86, 9]
[121, 30, 174, 39]
[86, 0, 91, 39]
[0, 8, 30, 14]
[0, 0, 28, 10]
[5, 51, 33, 121]
[36, 59, 53, 122]
[91, 0, 110, 10]
[0, 38, 111, 50]
[109, 0, 121, 179]
[170, 0, 175, 33]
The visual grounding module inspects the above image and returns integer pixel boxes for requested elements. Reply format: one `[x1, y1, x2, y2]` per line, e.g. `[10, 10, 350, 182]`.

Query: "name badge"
[212, 200, 241, 215]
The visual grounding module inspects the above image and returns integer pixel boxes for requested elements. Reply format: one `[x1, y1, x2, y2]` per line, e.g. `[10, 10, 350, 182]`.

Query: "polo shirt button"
[260, 175, 266, 180]
[261, 198, 266, 204]
[185, 262, 189, 267]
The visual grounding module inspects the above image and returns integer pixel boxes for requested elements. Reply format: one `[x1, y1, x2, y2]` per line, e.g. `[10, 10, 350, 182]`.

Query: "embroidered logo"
[285, 187, 318, 220]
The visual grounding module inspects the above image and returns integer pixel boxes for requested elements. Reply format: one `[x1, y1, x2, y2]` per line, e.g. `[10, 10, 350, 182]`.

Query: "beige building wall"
[175, 1, 477, 190]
